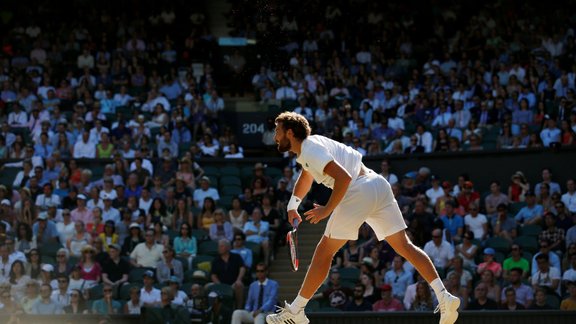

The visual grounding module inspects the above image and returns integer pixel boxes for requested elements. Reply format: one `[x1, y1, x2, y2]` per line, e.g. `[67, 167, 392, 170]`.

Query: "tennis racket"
[287, 219, 299, 272]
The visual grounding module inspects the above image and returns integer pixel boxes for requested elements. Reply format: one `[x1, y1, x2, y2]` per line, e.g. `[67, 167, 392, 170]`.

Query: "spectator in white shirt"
[73, 131, 96, 159]
[423, 229, 454, 269]
[8, 104, 28, 128]
[193, 176, 220, 208]
[415, 124, 434, 153]
[275, 80, 297, 100]
[540, 118, 561, 147]
[562, 179, 576, 214]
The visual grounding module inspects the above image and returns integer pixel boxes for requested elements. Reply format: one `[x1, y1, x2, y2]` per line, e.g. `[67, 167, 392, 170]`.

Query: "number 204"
[242, 123, 265, 134]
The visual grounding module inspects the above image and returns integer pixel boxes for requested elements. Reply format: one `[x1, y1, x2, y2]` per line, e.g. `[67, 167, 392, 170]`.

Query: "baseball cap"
[404, 171, 417, 180]
[168, 276, 180, 283]
[41, 264, 54, 272]
[77, 194, 87, 200]
[483, 247, 496, 255]
[200, 176, 211, 183]
[108, 244, 121, 251]
[380, 284, 392, 291]
[143, 270, 155, 278]
[192, 270, 207, 280]
[129, 223, 140, 230]
[0, 199, 10, 206]
[37, 212, 48, 220]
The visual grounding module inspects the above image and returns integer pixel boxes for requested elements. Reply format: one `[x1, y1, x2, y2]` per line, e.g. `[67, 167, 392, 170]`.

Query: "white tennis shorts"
[323, 170, 407, 241]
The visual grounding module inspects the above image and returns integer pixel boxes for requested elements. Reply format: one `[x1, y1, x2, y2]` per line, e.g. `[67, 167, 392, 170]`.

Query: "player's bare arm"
[288, 168, 314, 225]
[304, 160, 351, 224]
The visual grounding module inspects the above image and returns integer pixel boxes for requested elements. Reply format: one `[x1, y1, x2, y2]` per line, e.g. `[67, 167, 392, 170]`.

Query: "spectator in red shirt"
[477, 248, 503, 278]
[457, 181, 480, 214]
[372, 284, 404, 311]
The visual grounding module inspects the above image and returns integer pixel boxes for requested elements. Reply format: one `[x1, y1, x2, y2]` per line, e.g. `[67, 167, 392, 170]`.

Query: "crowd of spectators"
[306, 162, 576, 312]
[227, 0, 576, 154]
[0, 0, 575, 322]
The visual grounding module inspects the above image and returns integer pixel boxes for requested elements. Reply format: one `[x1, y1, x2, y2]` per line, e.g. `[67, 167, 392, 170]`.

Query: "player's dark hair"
[276, 111, 311, 141]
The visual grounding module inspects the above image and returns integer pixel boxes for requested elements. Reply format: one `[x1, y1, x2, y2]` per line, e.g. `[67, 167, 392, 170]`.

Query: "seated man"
[92, 284, 122, 314]
[231, 232, 253, 270]
[211, 239, 246, 309]
[372, 284, 404, 311]
[231, 263, 278, 324]
[243, 207, 270, 265]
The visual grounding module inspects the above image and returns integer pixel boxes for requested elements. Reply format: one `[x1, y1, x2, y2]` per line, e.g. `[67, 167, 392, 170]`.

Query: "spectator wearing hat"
[193, 176, 220, 208]
[457, 181, 480, 214]
[140, 270, 161, 307]
[231, 262, 278, 323]
[33, 212, 59, 245]
[251, 162, 272, 189]
[514, 191, 544, 225]
[130, 228, 163, 269]
[477, 248, 502, 278]
[372, 284, 404, 311]
[39, 264, 58, 290]
[78, 245, 101, 289]
[122, 222, 144, 257]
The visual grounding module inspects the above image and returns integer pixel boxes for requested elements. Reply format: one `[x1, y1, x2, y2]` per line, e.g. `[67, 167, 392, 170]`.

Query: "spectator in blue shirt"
[32, 212, 59, 244]
[383, 255, 414, 300]
[440, 202, 464, 243]
[514, 191, 543, 225]
[231, 262, 278, 324]
[231, 232, 253, 269]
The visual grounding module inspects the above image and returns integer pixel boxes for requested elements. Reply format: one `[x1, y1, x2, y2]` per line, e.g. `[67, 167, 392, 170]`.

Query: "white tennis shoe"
[435, 290, 460, 324]
[266, 301, 309, 324]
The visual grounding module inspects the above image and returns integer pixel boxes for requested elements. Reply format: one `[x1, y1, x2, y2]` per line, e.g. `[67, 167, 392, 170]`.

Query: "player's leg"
[385, 230, 459, 324]
[297, 235, 348, 299]
[365, 174, 460, 324]
[266, 235, 347, 324]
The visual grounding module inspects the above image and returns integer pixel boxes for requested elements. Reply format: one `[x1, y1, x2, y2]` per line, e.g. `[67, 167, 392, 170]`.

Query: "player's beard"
[277, 137, 291, 153]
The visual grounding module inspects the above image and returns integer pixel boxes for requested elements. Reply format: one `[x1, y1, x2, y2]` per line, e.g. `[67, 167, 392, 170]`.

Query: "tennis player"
[266, 112, 459, 324]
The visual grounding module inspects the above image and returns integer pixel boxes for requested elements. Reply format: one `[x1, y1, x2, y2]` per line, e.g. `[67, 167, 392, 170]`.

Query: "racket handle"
[293, 219, 299, 228]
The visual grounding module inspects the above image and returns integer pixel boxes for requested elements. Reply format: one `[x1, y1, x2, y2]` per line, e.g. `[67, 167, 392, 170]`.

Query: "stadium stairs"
[269, 219, 325, 302]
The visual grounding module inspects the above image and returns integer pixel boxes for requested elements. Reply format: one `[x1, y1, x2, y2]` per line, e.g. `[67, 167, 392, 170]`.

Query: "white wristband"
[287, 196, 302, 211]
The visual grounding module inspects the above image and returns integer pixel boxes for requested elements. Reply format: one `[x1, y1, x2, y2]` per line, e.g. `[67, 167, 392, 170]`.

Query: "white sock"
[430, 278, 446, 297]
[289, 295, 309, 314]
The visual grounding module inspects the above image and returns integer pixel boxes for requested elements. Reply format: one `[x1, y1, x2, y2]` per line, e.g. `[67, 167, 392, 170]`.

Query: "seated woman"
[173, 222, 197, 270]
